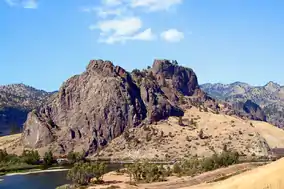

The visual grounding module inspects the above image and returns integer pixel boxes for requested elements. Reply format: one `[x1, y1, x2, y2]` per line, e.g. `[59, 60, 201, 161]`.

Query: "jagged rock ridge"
[22, 60, 266, 155]
[201, 81, 284, 127]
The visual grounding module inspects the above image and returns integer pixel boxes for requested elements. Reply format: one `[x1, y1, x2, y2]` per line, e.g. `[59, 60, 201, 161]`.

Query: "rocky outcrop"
[22, 60, 185, 154]
[22, 59, 267, 155]
[151, 60, 199, 96]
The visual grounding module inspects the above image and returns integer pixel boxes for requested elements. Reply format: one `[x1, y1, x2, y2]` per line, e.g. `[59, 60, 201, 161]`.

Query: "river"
[0, 170, 70, 189]
[0, 163, 123, 189]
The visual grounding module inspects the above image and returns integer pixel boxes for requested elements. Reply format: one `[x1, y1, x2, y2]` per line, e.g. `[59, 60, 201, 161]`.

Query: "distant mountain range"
[0, 84, 53, 136]
[201, 81, 284, 128]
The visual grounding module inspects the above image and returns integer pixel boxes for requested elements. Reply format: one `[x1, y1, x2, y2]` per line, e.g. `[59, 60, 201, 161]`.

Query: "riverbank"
[3, 168, 69, 176]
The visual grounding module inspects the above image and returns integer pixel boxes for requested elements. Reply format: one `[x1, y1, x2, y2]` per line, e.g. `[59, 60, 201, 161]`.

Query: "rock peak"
[86, 60, 129, 79]
[264, 81, 280, 92]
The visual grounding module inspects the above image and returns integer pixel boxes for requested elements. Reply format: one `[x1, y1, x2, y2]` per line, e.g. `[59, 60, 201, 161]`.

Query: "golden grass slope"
[97, 107, 284, 160]
[252, 120, 284, 148]
[0, 133, 21, 150]
[187, 158, 284, 189]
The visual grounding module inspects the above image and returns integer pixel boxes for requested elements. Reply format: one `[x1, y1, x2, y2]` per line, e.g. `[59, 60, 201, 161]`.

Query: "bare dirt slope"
[96, 106, 284, 160]
[187, 158, 284, 189]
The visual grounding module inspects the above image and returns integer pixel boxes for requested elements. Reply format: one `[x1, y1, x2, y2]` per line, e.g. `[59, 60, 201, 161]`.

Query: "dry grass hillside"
[2, 106, 284, 160]
[0, 134, 21, 150]
[187, 158, 284, 189]
[95, 107, 284, 160]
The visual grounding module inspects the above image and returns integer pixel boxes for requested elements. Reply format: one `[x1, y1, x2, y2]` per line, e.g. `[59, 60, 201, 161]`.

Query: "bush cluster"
[0, 149, 58, 174]
[21, 150, 40, 165]
[67, 162, 106, 186]
[125, 160, 170, 183]
[0, 149, 41, 165]
[0, 149, 54, 174]
[173, 151, 239, 176]
[67, 151, 86, 164]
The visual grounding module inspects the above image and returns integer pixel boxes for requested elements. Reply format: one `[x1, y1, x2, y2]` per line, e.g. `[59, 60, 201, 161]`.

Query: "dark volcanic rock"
[22, 60, 184, 154]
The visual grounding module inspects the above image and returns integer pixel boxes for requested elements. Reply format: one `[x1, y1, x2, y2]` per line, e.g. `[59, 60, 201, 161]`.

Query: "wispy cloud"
[22, 0, 37, 9]
[130, 0, 182, 11]
[4, 0, 38, 9]
[102, 0, 122, 7]
[161, 29, 184, 42]
[5, 0, 18, 6]
[132, 28, 155, 41]
[84, 0, 183, 44]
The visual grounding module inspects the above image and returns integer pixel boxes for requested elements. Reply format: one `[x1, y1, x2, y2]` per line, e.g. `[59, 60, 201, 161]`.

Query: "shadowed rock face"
[232, 100, 267, 121]
[22, 60, 188, 154]
[152, 59, 199, 96]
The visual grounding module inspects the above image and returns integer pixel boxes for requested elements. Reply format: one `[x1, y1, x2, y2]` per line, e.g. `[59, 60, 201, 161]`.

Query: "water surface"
[0, 170, 70, 189]
[0, 163, 123, 189]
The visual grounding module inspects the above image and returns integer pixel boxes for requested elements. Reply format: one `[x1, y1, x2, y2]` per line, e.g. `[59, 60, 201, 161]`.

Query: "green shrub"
[21, 150, 40, 165]
[146, 133, 152, 142]
[172, 151, 240, 177]
[125, 160, 167, 183]
[67, 162, 106, 186]
[67, 151, 86, 164]
[198, 129, 204, 139]
[0, 149, 8, 162]
[43, 151, 55, 167]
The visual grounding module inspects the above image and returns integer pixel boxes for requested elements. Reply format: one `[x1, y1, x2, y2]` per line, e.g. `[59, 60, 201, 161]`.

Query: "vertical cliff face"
[22, 60, 191, 154]
[152, 59, 199, 96]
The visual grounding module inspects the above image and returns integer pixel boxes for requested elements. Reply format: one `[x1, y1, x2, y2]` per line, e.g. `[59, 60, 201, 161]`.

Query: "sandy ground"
[88, 163, 262, 189]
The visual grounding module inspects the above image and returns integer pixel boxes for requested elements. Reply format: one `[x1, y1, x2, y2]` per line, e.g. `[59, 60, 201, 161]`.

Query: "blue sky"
[1, 0, 284, 91]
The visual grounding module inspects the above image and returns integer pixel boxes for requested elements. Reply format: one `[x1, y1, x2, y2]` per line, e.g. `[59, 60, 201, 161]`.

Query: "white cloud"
[130, 0, 182, 11]
[97, 17, 142, 36]
[102, 0, 122, 7]
[100, 28, 155, 44]
[95, 17, 156, 44]
[84, 0, 184, 44]
[4, 0, 38, 8]
[132, 28, 155, 41]
[160, 29, 184, 42]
